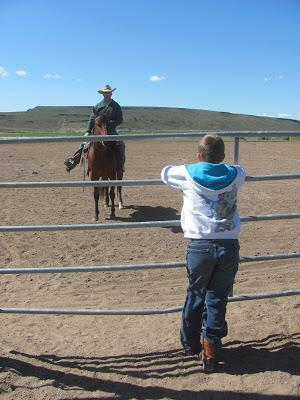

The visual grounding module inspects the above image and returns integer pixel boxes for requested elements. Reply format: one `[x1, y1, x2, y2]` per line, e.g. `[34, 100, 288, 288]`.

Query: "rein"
[93, 120, 109, 147]
[80, 150, 87, 191]
[91, 114, 111, 151]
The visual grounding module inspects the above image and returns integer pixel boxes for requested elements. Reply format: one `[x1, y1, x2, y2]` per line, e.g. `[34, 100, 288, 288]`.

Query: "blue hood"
[185, 162, 237, 190]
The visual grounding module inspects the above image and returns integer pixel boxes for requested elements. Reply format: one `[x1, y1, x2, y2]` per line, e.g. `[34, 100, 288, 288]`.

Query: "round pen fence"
[0, 131, 300, 316]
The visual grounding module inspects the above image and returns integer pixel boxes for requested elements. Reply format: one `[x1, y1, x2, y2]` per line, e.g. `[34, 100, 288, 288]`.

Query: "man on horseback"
[64, 84, 125, 172]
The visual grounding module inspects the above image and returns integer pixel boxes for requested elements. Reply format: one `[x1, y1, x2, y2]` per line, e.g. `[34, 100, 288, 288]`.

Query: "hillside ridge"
[1, 105, 300, 133]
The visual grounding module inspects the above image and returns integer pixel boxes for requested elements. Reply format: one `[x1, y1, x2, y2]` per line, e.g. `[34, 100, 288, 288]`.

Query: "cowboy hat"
[97, 84, 116, 94]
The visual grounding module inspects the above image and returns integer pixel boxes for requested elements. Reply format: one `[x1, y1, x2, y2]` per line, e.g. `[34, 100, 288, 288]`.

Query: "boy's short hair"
[198, 135, 225, 163]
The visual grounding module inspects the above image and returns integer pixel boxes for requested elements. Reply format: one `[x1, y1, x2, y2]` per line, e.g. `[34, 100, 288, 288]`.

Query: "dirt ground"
[0, 138, 299, 399]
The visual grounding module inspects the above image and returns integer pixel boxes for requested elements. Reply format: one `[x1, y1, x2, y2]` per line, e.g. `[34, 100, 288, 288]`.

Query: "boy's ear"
[197, 152, 203, 161]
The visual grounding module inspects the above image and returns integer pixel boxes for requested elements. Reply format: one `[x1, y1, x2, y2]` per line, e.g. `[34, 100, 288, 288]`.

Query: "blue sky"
[1, 0, 299, 119]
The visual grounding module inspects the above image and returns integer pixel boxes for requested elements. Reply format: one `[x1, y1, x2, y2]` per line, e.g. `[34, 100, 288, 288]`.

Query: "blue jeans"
[180, 239, 239, 354]
[111, 131, 125, 166]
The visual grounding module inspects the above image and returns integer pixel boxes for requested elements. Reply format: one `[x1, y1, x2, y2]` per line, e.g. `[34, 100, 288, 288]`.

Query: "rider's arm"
[86, 106, 97, 133]
[109, 103, 123, 130]
[114, 103, 123, 126]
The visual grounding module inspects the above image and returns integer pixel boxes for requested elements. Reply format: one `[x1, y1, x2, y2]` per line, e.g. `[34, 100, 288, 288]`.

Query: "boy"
[161, 135, 246, 372]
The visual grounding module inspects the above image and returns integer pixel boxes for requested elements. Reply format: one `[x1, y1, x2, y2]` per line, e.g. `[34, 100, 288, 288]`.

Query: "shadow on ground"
[221, 332, 300, 375]
[0, 333, 299, 399]
[106, 204, 183, 233]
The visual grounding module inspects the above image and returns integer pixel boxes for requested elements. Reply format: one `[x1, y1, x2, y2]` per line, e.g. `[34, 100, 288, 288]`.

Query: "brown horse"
[87, 114, 124, 221]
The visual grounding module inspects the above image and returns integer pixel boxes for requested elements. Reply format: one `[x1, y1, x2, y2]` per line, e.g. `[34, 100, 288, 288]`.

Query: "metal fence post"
[234, 136, 240, 164]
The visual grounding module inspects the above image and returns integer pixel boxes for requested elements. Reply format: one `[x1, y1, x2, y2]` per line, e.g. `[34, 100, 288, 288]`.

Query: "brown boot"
[201, 337, 216, 373]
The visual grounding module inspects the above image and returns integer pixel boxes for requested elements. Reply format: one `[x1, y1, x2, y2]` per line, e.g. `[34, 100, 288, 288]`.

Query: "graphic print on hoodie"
[161, 162, 246, 239]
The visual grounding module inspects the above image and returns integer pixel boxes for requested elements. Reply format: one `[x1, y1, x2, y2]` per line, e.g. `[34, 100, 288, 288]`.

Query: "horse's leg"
[94, 186, 100, 221]
[117, 186, 124, 209]
[116, 170, 124, 209]
[109, 186, 116, 218]
[104, 187, 109, 208]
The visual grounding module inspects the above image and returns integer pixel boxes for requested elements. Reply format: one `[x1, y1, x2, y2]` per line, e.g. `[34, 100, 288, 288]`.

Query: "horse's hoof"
[119, 203, 124, 210]
[103, 203, 109, 208]
[93, 217, 99, 222]
[110, 214, 116, 219]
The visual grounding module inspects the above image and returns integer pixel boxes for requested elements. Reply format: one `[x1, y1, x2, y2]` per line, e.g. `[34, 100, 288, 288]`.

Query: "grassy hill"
[1, 106, 300, 134]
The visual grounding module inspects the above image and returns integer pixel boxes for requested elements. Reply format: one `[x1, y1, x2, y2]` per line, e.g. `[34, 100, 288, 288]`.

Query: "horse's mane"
[93, 114, 109, 134]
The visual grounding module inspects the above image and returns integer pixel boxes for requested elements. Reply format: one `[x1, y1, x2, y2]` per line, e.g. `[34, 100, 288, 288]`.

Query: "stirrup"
[64, 158, 76, 172]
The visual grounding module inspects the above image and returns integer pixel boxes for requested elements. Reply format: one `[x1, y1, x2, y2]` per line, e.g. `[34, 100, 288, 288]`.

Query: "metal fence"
[0, 131, 300, 315]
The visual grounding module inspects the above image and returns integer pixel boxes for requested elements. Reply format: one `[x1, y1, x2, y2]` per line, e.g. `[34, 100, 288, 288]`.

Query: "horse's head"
[93, 114, 109, 136]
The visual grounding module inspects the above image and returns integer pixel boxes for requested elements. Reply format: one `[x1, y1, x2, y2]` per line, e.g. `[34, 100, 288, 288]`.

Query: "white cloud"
[44, 73, 62, 80]
[264, 75, 284, 82]
[0, 66, 8, 77]
[16, 70, 27, 76]
[149, 75, 165, 82]
[277, 113, 294, 119]
[261, 112, 300, 121]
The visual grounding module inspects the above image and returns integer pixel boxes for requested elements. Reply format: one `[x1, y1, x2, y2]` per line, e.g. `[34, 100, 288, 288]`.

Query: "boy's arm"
[234, 165, 247, 186]
[161, 165, 188, 189]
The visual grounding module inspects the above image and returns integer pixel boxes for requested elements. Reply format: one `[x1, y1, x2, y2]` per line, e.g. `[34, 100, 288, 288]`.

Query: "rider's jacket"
[86, 99, 123, 135]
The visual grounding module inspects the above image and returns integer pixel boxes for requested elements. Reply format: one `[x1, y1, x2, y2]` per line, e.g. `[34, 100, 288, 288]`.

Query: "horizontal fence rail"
[1, 130, 299, 315]
[0, 253, 299, 275]
[0, 213, 299, 233]
[1, 174, 300, 189]
[1, 290, 300, 316]
[0, 130, 300, 144]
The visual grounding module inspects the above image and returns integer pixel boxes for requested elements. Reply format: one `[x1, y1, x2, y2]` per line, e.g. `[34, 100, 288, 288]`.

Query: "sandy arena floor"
[0, 139, 299, 399]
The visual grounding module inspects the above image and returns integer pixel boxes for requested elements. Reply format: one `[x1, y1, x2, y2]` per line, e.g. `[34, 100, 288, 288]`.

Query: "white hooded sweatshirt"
[161, 162, 246, 239]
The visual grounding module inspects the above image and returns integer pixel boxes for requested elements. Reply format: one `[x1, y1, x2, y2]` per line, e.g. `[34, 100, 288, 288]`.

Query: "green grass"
[0, 131, 83, 137]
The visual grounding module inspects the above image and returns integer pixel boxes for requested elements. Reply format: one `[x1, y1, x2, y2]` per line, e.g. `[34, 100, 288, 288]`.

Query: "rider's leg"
[64, 144, 85, 172]
[109, 130, 125, 173]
